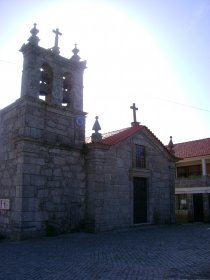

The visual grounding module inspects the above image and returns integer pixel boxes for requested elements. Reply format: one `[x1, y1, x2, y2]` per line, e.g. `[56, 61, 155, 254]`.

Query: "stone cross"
[130, 103, 138, 123]
[52, 28, 62, 54]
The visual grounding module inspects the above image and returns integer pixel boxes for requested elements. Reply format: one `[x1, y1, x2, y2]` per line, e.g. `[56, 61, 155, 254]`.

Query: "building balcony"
[175, 175, 210, 194]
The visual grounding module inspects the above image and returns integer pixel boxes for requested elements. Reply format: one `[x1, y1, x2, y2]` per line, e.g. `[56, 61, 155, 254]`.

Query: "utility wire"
[155, 97, 210, 113]
[0, 59, 20, 66]
[0, 58, 209, 113]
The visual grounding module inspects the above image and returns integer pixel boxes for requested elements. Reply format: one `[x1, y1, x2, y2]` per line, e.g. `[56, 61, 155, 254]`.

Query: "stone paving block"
[0, 224, 209, 279]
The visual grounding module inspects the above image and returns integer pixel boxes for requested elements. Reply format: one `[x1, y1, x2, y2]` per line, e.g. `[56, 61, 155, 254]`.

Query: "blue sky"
[0, 0, 209, 144]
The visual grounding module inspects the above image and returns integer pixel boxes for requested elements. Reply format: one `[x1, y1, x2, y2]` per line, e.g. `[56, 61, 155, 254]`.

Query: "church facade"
[0, 25, 176, 239]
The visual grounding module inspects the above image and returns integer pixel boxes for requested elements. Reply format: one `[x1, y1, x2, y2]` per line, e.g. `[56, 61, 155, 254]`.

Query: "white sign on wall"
[180, 199, 187, 205]
[0, 199, 10, 210]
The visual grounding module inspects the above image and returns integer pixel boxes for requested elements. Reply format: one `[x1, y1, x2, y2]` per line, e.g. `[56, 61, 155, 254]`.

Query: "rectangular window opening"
[135, 144, 146, 168]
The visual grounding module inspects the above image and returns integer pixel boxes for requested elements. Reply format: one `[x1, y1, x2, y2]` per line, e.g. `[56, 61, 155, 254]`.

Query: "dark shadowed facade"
[0, 25, 176, 239]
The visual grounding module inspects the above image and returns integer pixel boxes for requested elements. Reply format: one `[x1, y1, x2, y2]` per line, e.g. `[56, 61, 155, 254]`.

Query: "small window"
[177, 166, 188, 178]
[177, 165, 202, 178]
[134, 145, 146, 168]
[207, 163, 210, 175]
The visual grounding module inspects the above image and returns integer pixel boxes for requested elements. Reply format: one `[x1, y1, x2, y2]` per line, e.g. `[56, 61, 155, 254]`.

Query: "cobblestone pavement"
[0, 224, 210, 280]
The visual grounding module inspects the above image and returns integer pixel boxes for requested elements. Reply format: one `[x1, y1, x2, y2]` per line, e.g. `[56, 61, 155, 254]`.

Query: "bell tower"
[0, 24, 88, 239]
[19, 24, 87, 145]
[20, 23, 86, 113]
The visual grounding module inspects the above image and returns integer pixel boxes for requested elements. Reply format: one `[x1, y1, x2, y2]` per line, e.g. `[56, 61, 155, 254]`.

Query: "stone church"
[0, 25, 176, 239]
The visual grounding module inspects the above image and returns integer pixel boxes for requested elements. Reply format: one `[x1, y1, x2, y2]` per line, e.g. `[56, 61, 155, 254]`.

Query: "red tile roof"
[87, 124, 176, 158]
[100, 125, 144, 145]
[173, 138, 210, 158]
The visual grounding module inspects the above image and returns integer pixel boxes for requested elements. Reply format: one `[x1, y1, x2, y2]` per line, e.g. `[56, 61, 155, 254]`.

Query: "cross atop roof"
[52, 28, 62, 55]
[130, 103, 140, 126]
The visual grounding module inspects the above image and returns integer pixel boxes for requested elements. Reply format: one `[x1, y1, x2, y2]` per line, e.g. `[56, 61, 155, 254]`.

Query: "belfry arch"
[39, 63, 53, 102]
[62, 72, 73, 105]
[20, 24, 86, 109]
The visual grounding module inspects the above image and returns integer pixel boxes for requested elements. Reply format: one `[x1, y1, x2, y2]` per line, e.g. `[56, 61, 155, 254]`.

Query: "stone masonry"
[85, 129, 176, 232]
[0, 25, 176, 239]
[0, 25, 87, 239]
[0, 96, 86, 239]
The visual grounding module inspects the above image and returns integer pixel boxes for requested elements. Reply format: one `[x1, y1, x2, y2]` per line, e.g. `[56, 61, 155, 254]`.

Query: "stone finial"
[51, 28, 62, 55]
[28, 23, 40, 45]
[92, 116, 101, 132]
[70, 44, 81, 62]
[91, 116, 102, 143]
[130, 103, 140, 126]
[168, 136, 175, 155]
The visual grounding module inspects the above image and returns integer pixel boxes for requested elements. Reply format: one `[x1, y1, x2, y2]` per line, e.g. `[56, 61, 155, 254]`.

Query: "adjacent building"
[169, 138, 210, 223]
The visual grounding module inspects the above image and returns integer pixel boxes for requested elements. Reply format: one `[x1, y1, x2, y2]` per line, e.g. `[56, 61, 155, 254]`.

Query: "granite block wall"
[0, 96, 86, 239]
[0, 95, 175, 238]
[86, 132, 176, 232]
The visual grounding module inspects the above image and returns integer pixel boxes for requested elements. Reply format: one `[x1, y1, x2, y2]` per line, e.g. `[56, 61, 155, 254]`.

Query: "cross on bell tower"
[20, 24, 86, 110]
[52, 28, 62, 55]
[130, 103, 140, 126]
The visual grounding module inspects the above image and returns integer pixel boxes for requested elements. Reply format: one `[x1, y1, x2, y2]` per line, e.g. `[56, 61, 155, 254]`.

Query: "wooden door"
[193, 194, 204, 222]
[133, 177, 147, 224]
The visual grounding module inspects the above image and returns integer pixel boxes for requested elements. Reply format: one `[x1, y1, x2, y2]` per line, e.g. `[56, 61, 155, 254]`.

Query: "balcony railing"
[176, 175, 210, 188]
